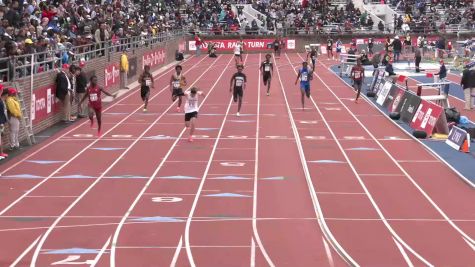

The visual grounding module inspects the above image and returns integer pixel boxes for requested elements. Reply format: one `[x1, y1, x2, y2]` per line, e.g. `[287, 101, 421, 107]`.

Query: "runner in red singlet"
[80, 75, 115, 136]
[350, 59, 365, 103]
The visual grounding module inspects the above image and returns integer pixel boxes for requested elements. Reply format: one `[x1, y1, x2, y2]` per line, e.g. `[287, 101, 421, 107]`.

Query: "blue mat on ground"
[330, 65, 475, 184]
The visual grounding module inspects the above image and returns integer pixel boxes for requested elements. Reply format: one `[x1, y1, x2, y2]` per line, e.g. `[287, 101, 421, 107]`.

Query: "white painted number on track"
[228, 135, 248, 139]
[220, 162, 245, 167]
[305, 136, 326, 140]
[112, 134, 133, 138]
[265, 136, 286, 139]
[72, 134, 93, 138]
[52, 255, 94, 265]
[152, 197, 183, 203]
[343, 136, 365, 140]
[299, 120, 318, 124]
[324, 107, 341, 111]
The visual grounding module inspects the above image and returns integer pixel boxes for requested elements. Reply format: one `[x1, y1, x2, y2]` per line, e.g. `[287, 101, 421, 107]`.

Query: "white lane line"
[90, 236, 111, 267]
[250, 238, 256, 267]
[170, 236, 183, 267]
[109, 55, 236, 267]
[275, 54, 357, 266]
[0, 57, 207, 218]
[9, 235, 42, 267]
[24, 196, 79, 198]
[290, 53, 432, 265]
[322, 237, 335, 267]
[252, 53, 275, 267]
[317, 58, 475, 251]
[0, 55, 197, 176]
[393, 237, 415, 267]
[28, 56, 225, 267]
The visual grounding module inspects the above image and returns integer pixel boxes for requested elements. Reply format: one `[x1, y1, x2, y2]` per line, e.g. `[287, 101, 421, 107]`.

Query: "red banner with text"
[104, 63, 120, 89]
[31, 85, 61, 125]
[142, 49, 166, 70]
[410, 99, 444, 136]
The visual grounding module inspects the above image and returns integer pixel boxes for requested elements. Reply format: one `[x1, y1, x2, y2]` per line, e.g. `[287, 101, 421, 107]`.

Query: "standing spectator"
[460, 64, 475, 110]
[392, 36, 402, 62]
[0, 87, 9, 159]
[434, 60, 447, 83]
[95, 23, 109, 57]
[75, 66, 88, 118]
[368, 38, 374, 56]
[55, 64, 74, 123]
[5, 88, 22, 150]
[415, 47, 422, 73]
[195, 34, 203, 56]
[120, 49, 129, 89]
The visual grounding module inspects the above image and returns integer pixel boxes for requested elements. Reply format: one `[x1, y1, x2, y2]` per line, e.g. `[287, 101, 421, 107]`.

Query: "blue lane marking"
[145, 135, 174, 140]
[204, 193, 251, 198]
[308, 160, 345, 164]
[209, 176, 250, 180]
[44, 248, 100, 254]
[55, 175, 94, 179]
[160, 175, 199, 180]
[90, 147, 126, 151]
[129, 216, 185, 222]
[26, 160, 65, 164]
[196, 128, 219, 131]
[107, 175, 148, 179]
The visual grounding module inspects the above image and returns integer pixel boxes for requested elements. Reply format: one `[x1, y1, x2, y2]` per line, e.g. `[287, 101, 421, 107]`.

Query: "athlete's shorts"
[233, 87, 244, 102]
[172, 88, 185, 97]
[311, 58, 316, 66]
[327, 46, 332, 52]
[336, 48, 342, 53]
[141, 86, 150, 100]
[263, 72, 271, 85]
[88, 103, 102, 113]
[300, 83, 310, 98]
[354, 80, 362, 90]
[234, 53, 241, 57]
[185, 111, 198, 122]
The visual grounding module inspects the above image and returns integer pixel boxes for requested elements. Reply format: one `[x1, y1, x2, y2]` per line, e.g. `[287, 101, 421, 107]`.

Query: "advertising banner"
[188, 39, 296, 51]
[410, 99, 444, 136]
[388, 87, 406, 113]
[105, 63, 120, 88]
[128, 57, 137, 78]
[398, 91, 422, 123]
[31, 85, 61, 124]
[142, 49, 166, 70]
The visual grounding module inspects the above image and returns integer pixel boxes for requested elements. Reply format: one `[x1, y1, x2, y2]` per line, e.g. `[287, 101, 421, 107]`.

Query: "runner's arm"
[182, 76, 187, 87]
[170, 76, 174, 92]
[101, 87, 115, 97]
[295, 71, 301, 85]
[230, 75, 235, 92]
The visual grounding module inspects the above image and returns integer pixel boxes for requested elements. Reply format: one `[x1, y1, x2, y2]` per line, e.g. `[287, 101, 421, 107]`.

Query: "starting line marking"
[265, 136, 287, 139]
[343, 136, 365, 140]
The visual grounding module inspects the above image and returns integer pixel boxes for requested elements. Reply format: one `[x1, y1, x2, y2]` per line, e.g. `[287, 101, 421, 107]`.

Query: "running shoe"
[267, 92, 270, 96]
[236, 112, 240, 117]
[0, 156, 4, 160]
[0, 153, 8, 158]
[97, 131, 102, 137]
[176, 107, 181, 112]
[143, 108, 147, 112]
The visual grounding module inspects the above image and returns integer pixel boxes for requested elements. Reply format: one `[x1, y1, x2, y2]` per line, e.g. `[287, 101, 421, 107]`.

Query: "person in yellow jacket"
[5, 88, 22, 150]
[120, 49, 129, 89]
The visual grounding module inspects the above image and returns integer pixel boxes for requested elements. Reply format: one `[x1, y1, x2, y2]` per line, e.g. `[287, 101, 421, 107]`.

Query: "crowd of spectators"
[390, 0, 475, 33]
[252, 0, 375, 34]
[0, 0, 242, 81]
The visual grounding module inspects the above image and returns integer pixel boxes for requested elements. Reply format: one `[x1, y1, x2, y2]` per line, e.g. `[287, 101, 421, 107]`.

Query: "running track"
[0, 53, 474, 266]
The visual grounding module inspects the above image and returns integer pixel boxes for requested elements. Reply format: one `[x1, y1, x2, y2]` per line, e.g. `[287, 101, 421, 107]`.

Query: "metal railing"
[0, 30, 184, 82]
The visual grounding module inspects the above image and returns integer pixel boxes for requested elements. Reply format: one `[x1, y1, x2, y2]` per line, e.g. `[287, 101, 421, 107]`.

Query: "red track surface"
[0, 53, 474, 266]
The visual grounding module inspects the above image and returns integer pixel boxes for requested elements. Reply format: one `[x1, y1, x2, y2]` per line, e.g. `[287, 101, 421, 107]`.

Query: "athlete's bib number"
[89, 93, 98, 101]
[354, 72, 361, 79]
[312, 56, 316, 60]
[173, 81, 180, 88]
[301, 73, 308, 82]
[145, 79, 152, 86]
[236, 78, 244, 87]
[264, 65, 270, 72]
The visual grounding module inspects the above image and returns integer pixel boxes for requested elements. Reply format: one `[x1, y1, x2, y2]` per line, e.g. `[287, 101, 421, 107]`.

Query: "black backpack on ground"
[445, 107, 461, 123]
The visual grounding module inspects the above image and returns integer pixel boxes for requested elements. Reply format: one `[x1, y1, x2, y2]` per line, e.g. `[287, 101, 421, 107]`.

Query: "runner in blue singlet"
[294, 61, 312, 110]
